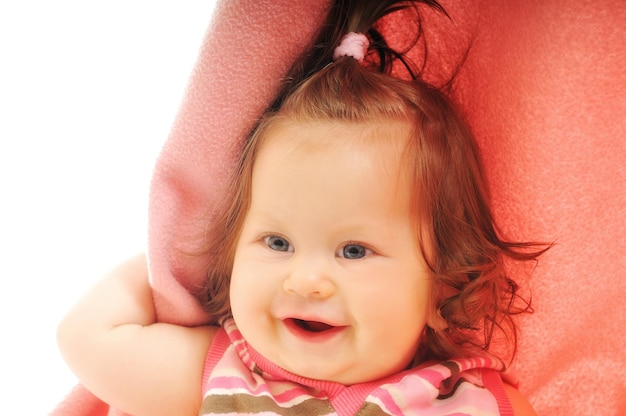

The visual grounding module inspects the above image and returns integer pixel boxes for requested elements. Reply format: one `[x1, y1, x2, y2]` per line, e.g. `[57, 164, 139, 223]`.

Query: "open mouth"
[292, 318, 335, 333]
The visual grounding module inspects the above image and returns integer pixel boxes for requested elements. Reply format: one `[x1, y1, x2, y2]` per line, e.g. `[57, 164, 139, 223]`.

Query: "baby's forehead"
[255, 119, 416, 191]
[261, 117, 414, 155]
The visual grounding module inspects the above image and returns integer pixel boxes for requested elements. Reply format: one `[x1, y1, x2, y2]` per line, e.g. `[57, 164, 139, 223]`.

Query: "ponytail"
[269, 0, 446, 111]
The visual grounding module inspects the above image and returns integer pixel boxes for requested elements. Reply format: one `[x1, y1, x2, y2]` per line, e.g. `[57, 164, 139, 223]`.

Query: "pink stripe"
[418, 368, 448, 386]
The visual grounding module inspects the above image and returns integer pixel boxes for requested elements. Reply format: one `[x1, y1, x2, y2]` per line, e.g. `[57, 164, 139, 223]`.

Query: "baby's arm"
[57, 253, 217, 416]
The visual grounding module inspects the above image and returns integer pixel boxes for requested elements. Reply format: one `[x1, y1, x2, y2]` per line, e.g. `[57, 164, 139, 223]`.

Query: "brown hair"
[199, 0, 548, 366]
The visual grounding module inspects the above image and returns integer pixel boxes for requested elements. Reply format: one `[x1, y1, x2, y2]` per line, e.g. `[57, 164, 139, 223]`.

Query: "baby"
[58, 1, 546, 415]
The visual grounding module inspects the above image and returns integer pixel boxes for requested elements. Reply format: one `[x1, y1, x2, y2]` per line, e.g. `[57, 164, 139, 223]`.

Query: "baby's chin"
[269, 350, 412, 386]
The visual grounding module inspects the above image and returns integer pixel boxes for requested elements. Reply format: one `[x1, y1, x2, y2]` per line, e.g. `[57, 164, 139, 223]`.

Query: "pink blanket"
[52, 0, 626, 415]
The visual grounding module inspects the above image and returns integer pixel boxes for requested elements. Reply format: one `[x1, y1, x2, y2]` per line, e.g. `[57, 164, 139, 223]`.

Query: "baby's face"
[229, 119, 433, 385]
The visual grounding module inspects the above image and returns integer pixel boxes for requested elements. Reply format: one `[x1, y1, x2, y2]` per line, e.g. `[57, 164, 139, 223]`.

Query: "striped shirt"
[200, 319, 513, 415]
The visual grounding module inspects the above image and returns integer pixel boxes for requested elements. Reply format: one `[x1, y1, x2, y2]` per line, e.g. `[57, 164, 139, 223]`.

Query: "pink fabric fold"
[53, 0, 626, 414]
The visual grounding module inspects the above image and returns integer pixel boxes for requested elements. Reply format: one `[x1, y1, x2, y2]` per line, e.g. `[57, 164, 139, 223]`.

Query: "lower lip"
[283, 319, 347, 343]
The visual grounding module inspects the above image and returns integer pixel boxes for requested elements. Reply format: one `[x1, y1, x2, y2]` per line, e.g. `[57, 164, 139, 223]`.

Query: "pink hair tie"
[333, 32, 370, 62]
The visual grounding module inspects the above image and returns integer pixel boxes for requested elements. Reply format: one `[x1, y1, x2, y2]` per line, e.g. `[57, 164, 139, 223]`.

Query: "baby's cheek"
[228, 275, 250, 315]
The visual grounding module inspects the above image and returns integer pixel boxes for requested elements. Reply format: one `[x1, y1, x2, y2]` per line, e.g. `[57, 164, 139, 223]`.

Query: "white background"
[0, 2, 216, 414]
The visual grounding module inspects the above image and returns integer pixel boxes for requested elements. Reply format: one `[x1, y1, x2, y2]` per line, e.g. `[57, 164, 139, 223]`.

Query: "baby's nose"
[282, 257, 335, 299]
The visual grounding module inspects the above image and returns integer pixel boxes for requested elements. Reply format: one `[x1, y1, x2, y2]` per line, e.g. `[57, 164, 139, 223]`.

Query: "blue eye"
[341, 244, 370, 259]
[264, 236, 293, 252]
